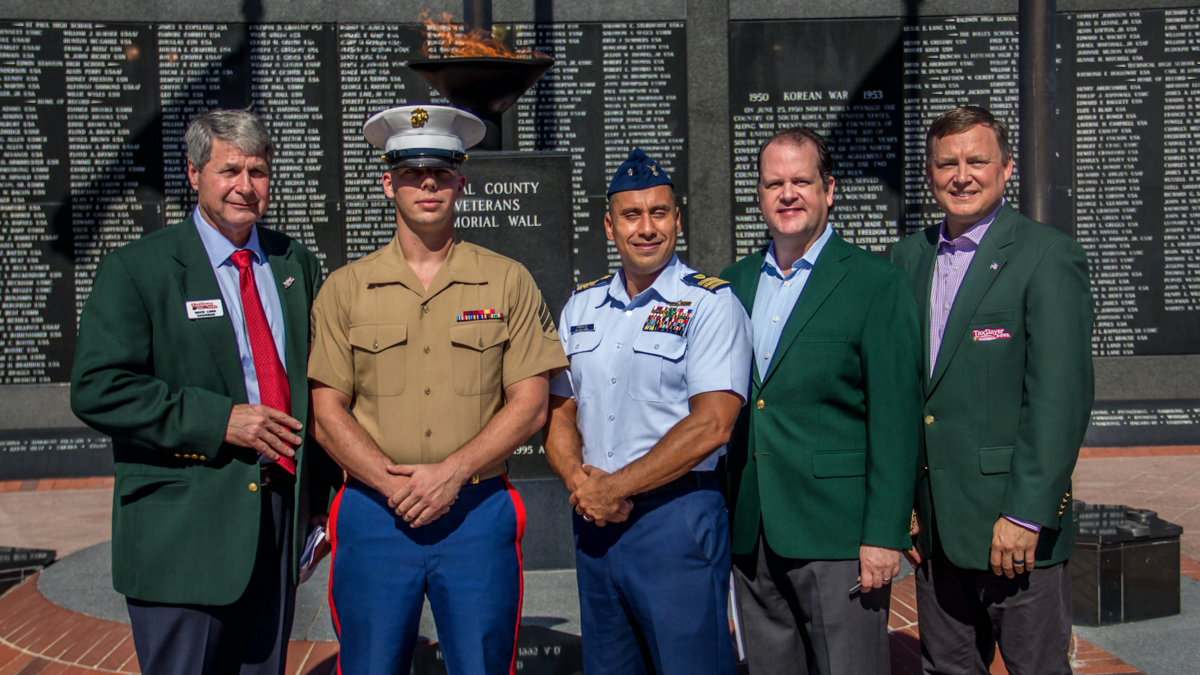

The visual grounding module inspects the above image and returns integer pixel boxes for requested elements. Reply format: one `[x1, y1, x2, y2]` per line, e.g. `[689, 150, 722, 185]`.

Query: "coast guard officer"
[308, 105, 568, 674]
[543, 148, 753, 675]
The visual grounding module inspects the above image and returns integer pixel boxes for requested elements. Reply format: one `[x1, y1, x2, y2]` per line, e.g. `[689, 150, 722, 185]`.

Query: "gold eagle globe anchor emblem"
[411, 108, 429, 128]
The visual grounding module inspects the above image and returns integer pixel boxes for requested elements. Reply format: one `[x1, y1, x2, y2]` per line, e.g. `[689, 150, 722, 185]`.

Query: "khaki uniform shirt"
[308, 237, 568, 480]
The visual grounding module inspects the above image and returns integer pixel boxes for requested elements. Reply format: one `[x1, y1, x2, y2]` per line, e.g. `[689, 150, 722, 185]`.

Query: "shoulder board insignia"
[574, 274, 614, 294]
[682, 273, 730, 293]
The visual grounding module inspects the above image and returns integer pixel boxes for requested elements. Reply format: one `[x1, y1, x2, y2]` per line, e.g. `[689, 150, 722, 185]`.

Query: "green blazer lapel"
[262, 229, 308, 418]
[174, 217, 247, 402]
[914, 228, 939, 390]
[927, 207, 1015, 395]
[762, 231, 849, 386]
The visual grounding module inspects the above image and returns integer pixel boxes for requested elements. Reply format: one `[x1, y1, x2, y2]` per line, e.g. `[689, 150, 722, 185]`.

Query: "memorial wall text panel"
[513, 21, 688, 282]
[0, 19, 688, 384]
[731, 11, 1199, 359]
[1061, 8, 1200, 356]
[728, 20, 903, 258]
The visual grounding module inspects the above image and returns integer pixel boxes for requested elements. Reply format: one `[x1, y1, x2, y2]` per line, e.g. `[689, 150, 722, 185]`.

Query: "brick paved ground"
[4, 447, 1197, 674]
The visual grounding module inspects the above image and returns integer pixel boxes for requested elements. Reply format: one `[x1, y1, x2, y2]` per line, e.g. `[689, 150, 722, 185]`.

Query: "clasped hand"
[569, 465, 633, 527]
[385, 461, 461, 528]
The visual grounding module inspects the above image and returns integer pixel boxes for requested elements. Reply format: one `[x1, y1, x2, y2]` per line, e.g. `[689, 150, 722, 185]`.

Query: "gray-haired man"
[71, 108, 333, 674]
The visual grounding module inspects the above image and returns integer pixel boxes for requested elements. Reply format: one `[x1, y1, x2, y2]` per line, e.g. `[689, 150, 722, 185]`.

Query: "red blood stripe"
[326, 484, 346, 675]
[502, 476, 526, 675]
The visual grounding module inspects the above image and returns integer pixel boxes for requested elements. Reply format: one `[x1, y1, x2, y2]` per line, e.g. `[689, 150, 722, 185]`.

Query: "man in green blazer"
[889, 106, 1094, 674]
[720, 127, 922, 674]
[71, 110, 333, 675]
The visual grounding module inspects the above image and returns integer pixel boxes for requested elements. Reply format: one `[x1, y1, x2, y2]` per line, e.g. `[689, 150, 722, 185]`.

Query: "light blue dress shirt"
[193, 207, 287, 407]
[549, 255, 753, 473]
[751, 223, 834, 376]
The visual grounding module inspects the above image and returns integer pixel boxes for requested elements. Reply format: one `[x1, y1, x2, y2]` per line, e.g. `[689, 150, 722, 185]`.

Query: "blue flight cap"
[606, 148, 674, 198]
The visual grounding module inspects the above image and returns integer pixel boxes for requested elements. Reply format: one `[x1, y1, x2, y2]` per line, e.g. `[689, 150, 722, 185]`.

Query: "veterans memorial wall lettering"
[0, 19, 689, 385]
[730, 9, 1200, 358]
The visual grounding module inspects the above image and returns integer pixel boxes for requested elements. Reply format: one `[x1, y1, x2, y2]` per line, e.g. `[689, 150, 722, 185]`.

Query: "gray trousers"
[127, 481, 295, 675]
[916, 544, 1072, 675]
[733, 535, 891, 675]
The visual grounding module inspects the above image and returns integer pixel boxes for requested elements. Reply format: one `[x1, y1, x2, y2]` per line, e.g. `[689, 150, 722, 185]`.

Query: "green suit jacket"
[71, 216, 335, 605]
[720, 230, 922, 559]
[890, 203, 1094, 570]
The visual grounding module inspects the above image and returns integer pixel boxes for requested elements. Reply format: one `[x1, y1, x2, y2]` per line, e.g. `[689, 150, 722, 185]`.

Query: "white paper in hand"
[299, 525, 327, 584]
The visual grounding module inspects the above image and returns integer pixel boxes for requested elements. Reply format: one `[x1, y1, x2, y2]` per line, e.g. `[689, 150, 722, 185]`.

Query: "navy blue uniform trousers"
[328, 476, 525, 675]
[575, 480, 737, 675]
[126, 479, 295, 675]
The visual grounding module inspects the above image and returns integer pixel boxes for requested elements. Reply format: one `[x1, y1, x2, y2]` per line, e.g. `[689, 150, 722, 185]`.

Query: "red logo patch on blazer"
[972, 328, 1012, 341]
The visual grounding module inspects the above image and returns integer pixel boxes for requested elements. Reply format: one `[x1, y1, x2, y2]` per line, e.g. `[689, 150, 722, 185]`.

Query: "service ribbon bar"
[457, 309, 504, 322]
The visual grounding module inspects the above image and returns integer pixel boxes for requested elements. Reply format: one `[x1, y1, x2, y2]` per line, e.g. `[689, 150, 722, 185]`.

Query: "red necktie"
[230, 250, 295, 474]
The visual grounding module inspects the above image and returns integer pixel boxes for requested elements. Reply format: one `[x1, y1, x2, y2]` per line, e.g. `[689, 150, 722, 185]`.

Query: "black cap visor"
[385, 147, 465, 171]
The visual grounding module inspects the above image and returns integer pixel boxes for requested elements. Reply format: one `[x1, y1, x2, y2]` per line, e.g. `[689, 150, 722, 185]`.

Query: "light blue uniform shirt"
[193, 207, 287, 407]
[751, 224, 834, 375]
[549, 255, 753, 473]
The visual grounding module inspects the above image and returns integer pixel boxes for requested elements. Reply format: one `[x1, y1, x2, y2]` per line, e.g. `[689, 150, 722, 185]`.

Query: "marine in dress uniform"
[307, 105, 568, 674]
[543, 149, 753, 675]
[890, 106, 1094, 675]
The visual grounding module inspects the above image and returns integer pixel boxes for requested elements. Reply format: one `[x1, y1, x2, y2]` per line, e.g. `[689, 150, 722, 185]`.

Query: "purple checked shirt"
[929, 200, 1040, 534]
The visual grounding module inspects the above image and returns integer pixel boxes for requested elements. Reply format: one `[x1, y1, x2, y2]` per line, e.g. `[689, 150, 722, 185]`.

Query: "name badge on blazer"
[185, 299, 225, 320]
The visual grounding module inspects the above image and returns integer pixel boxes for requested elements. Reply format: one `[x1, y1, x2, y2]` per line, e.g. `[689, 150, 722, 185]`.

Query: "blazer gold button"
[425, 429, 432, 437]
[174, 453, 181, 458]
[924, 415, 935, 425]
[422, 305, 429, 314]
[756, 400, 765, 410]
[248, 483, 258, 492]
[424, 346, 430, 354]
[425, 387, 431, 395]
[199, 456, 207, 461]
[752, 452, 756, 460]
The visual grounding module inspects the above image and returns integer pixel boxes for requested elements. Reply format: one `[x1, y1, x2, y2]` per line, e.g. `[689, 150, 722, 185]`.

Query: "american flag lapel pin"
[990, 262, 998, 270]
[283, 276, 295, 288]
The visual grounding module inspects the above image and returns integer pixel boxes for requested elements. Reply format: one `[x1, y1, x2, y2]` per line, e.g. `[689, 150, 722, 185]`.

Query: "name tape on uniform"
[185, 299, 225, 320]
[457, 309, 503, 322]
[570, 324, 595, 334]
[643, 306, 693, 336]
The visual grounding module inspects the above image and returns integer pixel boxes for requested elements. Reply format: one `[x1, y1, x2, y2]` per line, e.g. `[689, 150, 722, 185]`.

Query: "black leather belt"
[631, 471, 717, 502]
[260, 462, 295, 489]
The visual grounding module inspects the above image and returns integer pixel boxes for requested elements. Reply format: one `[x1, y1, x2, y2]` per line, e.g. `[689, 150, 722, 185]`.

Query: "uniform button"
[422, 305, 429, 314]
[608, 415, 615, 421]
[615, 343, 622, 349]
[199, 455, 207, 461]
[607, 452, 614, 457]
[773, 316, 779, 322]
[752, 452, 756, 460]
[573, 343, 580, 349]
[373, 340, 378, 349]
[943, 304, 950, 310]
[756, 399, 765, 410]
[423, 346, 430, 354]
[425, 387, 431, 395]
[478, 339, 484, 347]
[611, 378, 617, 384]
[654, 344, 660, 349]
[425, 429, 432, 437]
[924, 465, 929, 471]
[174, 453, 181, 458]
[924, 415, 935, 425]
[783, 281, 790, 287]
[625, 310, 632, 316]
[248, 483, 258, 492]
[764, 353, 770, 359]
